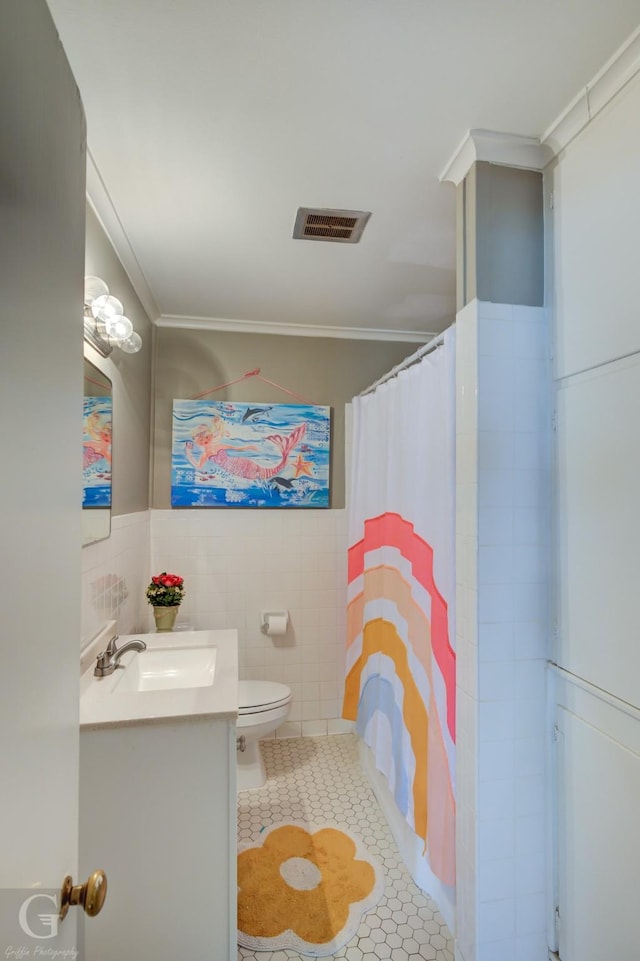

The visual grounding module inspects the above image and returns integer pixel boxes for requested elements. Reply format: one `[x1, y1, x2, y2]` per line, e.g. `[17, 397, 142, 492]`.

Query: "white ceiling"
[48, 0, 640, 340]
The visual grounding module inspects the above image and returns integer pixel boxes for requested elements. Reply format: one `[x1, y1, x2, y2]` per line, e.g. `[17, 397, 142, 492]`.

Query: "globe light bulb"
[120, 331, 142, 354]
[92, 294, 124, 324]
[83, 276, 143, 358]
[104, 315, 133, 343]
[84, 276, 109, 307]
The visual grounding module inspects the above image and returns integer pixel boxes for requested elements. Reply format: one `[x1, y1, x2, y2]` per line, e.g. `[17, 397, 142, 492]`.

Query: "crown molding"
[156, 313, 435, 343]
[439, 129, 553, 185]
[86, 149, 160, 323]
[441, 25, 640, 183]
[542, 24, 640, 156]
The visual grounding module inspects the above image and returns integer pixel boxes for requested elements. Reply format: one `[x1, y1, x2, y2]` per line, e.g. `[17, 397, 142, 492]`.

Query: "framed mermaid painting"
[83, 394, 112, 508]
[171, 400, 331, 507]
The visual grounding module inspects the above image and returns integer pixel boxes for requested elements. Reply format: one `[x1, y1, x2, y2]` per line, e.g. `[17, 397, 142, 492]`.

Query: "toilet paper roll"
[265, 614, 288, 636]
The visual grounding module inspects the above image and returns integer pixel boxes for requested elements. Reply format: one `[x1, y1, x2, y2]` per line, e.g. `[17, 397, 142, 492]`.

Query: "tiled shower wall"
[81, 511, 150, 647]
[150, 507, 353, 736]
[455, 299, 550, 961]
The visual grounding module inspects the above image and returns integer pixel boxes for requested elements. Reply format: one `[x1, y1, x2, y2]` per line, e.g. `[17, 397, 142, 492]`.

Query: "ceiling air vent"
[293, 207, 371, 244]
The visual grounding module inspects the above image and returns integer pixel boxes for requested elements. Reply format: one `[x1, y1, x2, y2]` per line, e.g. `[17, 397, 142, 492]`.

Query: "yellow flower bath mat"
[237, 821, 385, 957]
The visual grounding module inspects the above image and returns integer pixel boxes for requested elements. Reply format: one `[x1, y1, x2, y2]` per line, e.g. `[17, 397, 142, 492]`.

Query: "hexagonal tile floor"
[237, 734, 454, 961]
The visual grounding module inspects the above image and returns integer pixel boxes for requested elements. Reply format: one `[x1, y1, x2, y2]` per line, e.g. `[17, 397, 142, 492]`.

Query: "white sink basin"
[112, 645, 217, 693]
[80, 629, 237, 729]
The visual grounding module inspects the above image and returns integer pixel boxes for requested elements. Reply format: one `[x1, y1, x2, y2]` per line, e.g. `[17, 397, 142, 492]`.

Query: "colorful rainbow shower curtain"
[343, 328, 456, 890]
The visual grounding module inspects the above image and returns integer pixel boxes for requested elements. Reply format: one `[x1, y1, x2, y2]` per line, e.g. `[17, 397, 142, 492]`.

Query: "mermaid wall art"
[83, 396, 112, 507]
[171, 400, 331, 507]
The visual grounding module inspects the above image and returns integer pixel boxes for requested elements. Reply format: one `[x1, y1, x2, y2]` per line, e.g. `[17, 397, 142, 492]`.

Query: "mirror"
[83, 359, 112, 546]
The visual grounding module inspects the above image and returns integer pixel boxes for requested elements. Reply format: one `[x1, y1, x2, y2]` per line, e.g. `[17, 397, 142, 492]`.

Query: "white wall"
[80, 505, 350, 736]
[81, 512, 150, 647]
[553, 74, 640, 381]
[552, 69, 640, 703]
[551, 66, 640, 961]
[150, 508, 352, 735]
[456, 299, 551, 961]
[81, 505, 350, 730]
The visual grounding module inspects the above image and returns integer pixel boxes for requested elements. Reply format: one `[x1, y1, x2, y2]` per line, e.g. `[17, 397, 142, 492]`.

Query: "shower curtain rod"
[358, 328, 448, 397]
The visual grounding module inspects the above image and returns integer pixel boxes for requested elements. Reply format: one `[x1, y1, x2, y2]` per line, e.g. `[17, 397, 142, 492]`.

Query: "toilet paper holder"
[260, 610, 289, 635]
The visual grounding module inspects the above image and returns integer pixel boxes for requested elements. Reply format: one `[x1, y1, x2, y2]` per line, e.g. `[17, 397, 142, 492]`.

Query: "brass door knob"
[59, 869, 107, 920]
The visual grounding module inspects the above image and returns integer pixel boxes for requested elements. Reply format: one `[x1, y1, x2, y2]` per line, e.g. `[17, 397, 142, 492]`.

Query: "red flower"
[146, 571, 185, 608]
[159, 573, 183, 587]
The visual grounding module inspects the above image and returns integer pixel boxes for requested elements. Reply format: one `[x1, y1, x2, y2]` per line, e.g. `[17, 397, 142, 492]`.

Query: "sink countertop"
[80, 628, 238, 730]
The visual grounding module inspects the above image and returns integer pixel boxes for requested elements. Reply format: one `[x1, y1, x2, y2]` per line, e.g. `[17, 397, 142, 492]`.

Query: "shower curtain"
[343, 327, 456, 890]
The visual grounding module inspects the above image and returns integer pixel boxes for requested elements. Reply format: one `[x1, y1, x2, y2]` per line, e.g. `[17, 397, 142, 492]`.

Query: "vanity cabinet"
[79, 629, 238, 961]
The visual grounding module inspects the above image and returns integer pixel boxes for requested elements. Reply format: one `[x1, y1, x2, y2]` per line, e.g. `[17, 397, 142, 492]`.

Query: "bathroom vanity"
[79, 626, 238, 961]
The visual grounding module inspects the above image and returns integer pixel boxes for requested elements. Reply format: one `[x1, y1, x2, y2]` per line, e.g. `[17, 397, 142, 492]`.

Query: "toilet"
[236, 679, 292, 790]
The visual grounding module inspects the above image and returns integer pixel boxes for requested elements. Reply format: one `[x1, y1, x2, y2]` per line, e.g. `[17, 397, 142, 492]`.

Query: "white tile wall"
[80, 507, 351, 735]
[455, 299, 479, 961]
[150, 507, 351, 734]
[81, 511, 150, 648]
[455, 300, 550, 961]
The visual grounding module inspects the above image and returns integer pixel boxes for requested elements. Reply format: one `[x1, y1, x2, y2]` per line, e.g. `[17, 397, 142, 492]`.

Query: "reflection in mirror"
[83, 359, 112, 547]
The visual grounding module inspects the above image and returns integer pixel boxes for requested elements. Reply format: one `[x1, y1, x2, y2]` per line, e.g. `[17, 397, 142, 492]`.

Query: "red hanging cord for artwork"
[191, 368, 315, 405]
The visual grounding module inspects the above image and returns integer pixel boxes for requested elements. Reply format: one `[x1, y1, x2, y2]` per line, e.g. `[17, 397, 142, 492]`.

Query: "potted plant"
[146, 572, 186, 632]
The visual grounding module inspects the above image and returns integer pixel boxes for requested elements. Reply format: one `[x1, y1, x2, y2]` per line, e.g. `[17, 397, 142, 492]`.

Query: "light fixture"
[83, 276, 142, 357]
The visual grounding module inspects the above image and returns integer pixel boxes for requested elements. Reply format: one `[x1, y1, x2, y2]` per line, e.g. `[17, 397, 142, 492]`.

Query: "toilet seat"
[238, 679, 291, 715]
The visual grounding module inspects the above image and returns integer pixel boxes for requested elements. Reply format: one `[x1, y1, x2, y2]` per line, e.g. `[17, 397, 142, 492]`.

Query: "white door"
[555, 697, 640, 961]
[0, 0, 87, 951]
[554, 361, 640, 961]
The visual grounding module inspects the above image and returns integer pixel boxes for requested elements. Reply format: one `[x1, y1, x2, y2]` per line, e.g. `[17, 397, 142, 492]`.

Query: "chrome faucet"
[94, 635, 147, 677]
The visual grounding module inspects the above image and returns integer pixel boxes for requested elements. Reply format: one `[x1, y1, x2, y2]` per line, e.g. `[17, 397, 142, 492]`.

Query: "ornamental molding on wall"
[155, 313, 435, 344]
[439, 130, 553, 186]
[542, 23, 640, 157]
